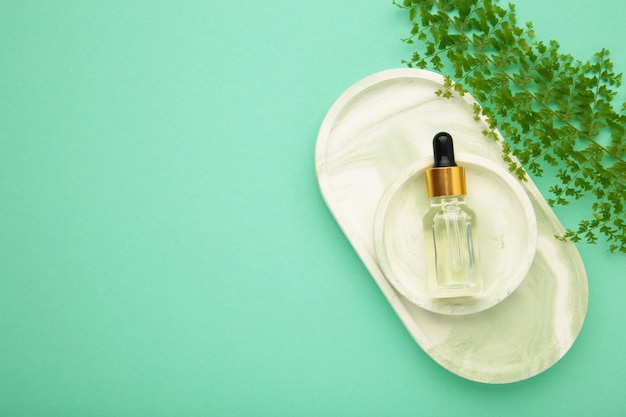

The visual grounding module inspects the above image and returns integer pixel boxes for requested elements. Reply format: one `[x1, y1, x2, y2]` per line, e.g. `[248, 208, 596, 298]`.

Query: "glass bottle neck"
[430, 196, 466, 206]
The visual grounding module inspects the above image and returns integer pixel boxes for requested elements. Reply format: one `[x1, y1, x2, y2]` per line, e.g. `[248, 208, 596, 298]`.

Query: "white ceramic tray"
[315, 68, 588, 383]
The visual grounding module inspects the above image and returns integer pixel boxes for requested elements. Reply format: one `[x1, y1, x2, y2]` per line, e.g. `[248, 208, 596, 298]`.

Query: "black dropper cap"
[425, 132, 466, 197]
[432, 132, 457, 167]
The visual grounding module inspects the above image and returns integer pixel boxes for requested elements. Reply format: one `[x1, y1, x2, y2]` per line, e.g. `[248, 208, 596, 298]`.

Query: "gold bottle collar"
[425, 166, 467, 198]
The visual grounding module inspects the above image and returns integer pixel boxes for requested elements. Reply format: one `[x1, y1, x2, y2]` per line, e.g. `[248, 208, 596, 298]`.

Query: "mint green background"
[1, 1, 625, 415]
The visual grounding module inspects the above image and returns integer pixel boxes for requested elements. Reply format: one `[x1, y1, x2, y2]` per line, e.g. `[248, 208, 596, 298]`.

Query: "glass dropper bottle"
[423, 132, 481, 298]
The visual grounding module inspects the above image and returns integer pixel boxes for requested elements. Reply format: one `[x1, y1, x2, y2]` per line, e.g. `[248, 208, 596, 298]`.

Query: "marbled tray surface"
[315, 68, 588, 383]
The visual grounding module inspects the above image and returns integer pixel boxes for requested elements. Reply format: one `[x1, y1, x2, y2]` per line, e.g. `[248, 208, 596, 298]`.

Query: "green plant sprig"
[394, 0, 626, 252]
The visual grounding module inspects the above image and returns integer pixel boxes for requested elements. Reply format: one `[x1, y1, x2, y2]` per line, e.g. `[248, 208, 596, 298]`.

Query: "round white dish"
[374, 154, 537, 315]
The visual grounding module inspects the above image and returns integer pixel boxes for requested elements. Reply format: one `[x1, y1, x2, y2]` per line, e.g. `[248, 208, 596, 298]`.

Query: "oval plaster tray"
[315, 68, 588, 383]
